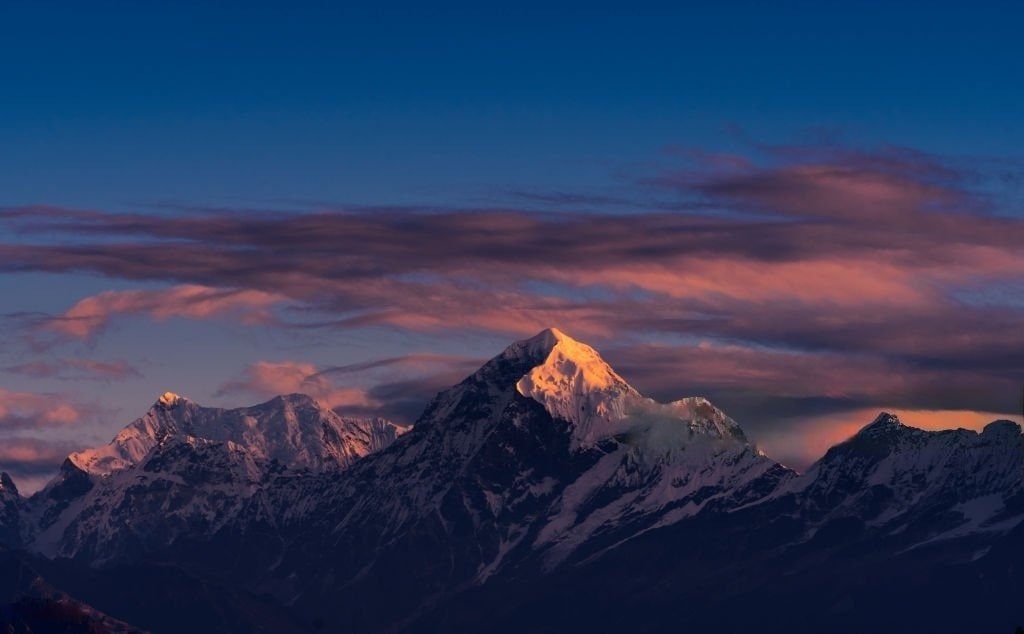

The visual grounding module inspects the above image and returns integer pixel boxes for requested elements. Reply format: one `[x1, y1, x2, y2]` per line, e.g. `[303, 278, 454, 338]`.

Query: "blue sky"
[1, 2, 1022, 491]
[3, 2, 1022, 209]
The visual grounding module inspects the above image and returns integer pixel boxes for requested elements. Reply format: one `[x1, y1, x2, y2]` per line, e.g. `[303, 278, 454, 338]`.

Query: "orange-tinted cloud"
[217, 353, 483, 423]
[215, 360, 373, 410]
[0, 437, 82, 494]
[0, 387, 91, 428]
[46, 284, 286, 340]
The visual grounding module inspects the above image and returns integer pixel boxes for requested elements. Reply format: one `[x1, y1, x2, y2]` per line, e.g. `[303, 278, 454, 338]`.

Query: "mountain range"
[1, 328, 1021, 633]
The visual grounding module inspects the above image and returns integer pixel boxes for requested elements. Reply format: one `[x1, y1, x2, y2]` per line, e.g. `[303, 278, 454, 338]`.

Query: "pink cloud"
[47, 284, 286, 340]
[608, 339, 1017, 404]
[701, 163, 960, 221]
[551, 258, 935, 308]
[0, 387, 91, 428]
[0, 437, 82, 494]
[217, 353, 484, 423]
[1, 143, 1021, 434]
[0, 438, 74, 464]
[216, 360, 373, 410]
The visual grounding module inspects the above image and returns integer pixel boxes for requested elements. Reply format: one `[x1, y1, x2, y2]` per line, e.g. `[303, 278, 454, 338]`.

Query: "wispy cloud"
[5, 357, 141, 381]
[1, 142, 1021, 442]
[216, 353, 481, 423]
[43, 284, 286, 340]
[215, 360, 374, 410]
[0, 387, 97, 429]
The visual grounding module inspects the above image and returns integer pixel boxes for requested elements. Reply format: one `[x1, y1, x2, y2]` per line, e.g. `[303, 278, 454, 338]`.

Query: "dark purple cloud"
[0, 388, 102, 430]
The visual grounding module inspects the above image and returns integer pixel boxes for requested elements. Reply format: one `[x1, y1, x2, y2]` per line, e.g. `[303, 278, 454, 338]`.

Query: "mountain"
[4, 328, 1022, 633]
[245, 328, 794, 629]
[265, 330, 1023, 632]
[421, 412, 1024, 634]
[67, 391, 403, 476]
[786, 412, 1024, 545]
[21, 393, 405, 561]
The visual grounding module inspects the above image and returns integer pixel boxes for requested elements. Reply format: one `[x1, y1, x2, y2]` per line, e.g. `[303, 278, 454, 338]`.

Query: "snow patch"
[158, 391, 182, 408]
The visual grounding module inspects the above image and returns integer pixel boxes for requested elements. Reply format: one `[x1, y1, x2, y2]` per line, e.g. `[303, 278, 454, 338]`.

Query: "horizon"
[5, 325, 1019, 494]
[2, 3, 1023, 494]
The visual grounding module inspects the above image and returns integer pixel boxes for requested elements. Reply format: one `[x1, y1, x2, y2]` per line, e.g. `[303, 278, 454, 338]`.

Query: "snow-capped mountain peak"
[67, 393, 405, 477]
[501, 326, 564, 359]
[509, 328, 749, 453]
[786, 413, 1024, 543]
[6, 329, 1023, 633]
[514, 328, 642, 445]
[24, 392, 408, 559]
[157, 390, 184, 408]
[855, 411, 904, 437]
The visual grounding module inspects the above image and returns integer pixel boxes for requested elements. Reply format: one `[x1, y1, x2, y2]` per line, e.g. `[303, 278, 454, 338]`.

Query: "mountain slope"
[783, 412, 1024, 548]
[21, 393, 405, 561]
[8, 328, 1023, 633]
[69, 392, 404, 476]
[407, 415, 1024, 634]
[261, 328, 792, 630]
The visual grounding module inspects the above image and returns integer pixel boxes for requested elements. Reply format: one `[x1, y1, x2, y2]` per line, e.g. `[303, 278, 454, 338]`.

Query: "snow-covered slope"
[259, 328, 792, 627]
[515, 328, 748, 451]
[786, 412, 1024, 545]
[27, 437, 268, 560]
[69, 392, 404, 476]
[21, 393, 405, 559]
[514, 327, 639, 445]
[12, 328, 1024, 634]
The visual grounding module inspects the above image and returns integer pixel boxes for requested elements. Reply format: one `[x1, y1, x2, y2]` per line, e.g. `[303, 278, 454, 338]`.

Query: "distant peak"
[272, 393, 320, 408]
[982, 420, 1022, 439]
[857, 412, 903, 436]
[157, 391, 184, 408]
[0, 472, 16, 495]
[502, 327, 576, 362]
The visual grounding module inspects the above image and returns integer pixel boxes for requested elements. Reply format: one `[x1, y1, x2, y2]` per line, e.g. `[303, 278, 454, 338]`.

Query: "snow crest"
[514, 328, 746, 452]
[515, 328, 639, 446]
[69, 393, 406, 477]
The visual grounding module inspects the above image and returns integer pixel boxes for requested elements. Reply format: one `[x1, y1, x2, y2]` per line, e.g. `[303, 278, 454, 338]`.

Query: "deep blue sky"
[2, 2, 1023, 491]
[2, 2, 1022, 209]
